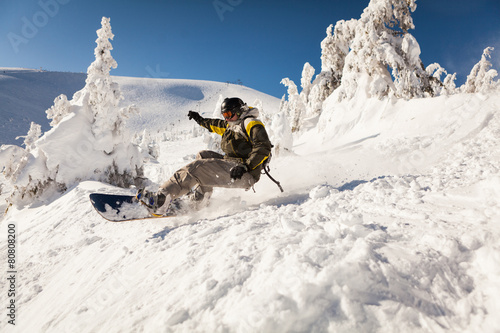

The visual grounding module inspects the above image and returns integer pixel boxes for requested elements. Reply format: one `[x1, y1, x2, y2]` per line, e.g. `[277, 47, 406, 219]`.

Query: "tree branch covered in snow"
[462, 47, 499, 93]
[46, 94, 72, 127]
[17, 122, 42, 151]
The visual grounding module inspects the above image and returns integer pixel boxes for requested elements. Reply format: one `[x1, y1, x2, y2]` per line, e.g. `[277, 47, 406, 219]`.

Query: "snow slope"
[1, 72, 500, 333]
[0, 68, 86, 146]
[0, 68, 278, 146]
[115, 75, 281, 136]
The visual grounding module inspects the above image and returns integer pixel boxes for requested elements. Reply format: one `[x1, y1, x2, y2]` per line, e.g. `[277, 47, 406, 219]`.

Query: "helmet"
[221, 97, 245, 120]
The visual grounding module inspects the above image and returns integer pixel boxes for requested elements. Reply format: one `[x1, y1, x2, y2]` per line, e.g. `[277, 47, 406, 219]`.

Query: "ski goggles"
[222, 109, 238, 120]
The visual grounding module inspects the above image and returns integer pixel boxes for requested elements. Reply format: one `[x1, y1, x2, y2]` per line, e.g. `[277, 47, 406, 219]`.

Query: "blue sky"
[1, 0, 499, 98]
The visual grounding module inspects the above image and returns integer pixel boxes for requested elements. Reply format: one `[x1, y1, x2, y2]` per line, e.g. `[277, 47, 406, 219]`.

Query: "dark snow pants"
[159, 150, 255, 199]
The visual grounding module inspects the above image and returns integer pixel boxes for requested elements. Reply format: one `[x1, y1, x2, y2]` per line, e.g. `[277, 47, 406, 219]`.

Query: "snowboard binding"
[136, 189, 173, 217]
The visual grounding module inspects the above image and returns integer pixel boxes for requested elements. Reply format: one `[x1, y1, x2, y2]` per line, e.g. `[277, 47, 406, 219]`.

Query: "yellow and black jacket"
[197, 107, 272, 181]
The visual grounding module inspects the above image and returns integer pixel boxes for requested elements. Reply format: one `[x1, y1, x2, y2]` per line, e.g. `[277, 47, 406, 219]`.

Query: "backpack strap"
[241, 116, 284, 193]
[241, 116, 257, 141]
[263, 164, 284, 192]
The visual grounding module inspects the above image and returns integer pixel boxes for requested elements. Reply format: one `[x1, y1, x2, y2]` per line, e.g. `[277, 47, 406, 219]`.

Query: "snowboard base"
[89, 193, 175, 222]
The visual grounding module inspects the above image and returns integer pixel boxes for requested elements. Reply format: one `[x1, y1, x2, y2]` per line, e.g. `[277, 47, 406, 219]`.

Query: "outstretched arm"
[188, 111, 227, 135]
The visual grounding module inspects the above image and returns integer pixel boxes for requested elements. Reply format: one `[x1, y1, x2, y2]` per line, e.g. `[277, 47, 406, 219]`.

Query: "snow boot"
[136, 189, 172, 216]
[187, 185, 212, 210]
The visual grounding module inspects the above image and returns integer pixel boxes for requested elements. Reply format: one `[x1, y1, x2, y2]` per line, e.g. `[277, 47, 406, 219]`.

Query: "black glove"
[188, 111, 203, 123]
[230, 165, 248, 180]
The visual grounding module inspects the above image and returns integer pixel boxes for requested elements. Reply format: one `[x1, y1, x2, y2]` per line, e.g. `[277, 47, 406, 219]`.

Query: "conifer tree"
[1, 17, 143, 207]
[85, 17, 136, 153]
[337, 0, 436, 100]
[280, 78, 306, 132]
[319, 19, 357, 94]
[462, 47, 499, 93]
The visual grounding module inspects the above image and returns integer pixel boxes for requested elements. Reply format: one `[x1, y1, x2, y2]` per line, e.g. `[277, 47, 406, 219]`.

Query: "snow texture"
[1, 4, 500, 332]
[2, 88, 500, 332]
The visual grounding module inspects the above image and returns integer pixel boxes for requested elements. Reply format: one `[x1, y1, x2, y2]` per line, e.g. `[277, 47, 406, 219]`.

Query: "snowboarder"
[137, 97, 272, 216]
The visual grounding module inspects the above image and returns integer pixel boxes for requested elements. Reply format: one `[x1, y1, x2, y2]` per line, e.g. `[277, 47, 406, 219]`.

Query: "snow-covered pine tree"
[19, 122, 42, 152]
[280, 20, 357, 133]
[300, 62, 315, 102]
[300, 62, 330, 125]
[0, 145, 28, 182]
[317, 20, 357, 97]
[46, 94, 72, 127]
[462, 47, 499, 93]
[336, 0, 438, 100]
[85, 17, 137, 153]
[78, 17, 142, 187]
[280, 78, 306, 132]
[426, 63, 458, 96]
[138, 129, 159, 162]
[279, 63, 316, 133]
[0, 122, 44, 204]
[2, 17, 144, 207]
[280, 0, 448, 134]
[442, 72, 458, 95]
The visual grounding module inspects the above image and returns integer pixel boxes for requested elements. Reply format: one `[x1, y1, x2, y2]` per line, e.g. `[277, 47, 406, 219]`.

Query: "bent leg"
[193, 150, 225, 198]
[159, 158, 254, 199]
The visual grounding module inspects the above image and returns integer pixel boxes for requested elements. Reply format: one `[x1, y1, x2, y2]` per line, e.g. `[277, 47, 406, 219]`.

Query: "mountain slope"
[0, 68, 280, 146]
[1, 71, 499, 332]
[0, 68, 87, 145]
[115, 75, 281, 135]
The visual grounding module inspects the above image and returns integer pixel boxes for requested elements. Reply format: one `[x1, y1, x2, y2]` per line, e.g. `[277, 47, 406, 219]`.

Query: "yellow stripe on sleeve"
[251, 155, 269, 170]
[210, 124, 226, 136]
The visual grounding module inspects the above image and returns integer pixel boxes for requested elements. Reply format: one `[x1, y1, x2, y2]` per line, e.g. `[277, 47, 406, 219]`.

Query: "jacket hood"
[239, 106, 260, 120]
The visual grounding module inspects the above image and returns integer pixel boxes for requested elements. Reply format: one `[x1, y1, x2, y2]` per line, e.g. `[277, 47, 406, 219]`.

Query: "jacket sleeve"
[245, 121, 272, 171]
[198, 118, 227, 136]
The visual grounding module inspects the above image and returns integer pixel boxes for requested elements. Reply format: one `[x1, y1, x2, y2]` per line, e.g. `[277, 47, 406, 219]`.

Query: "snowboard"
[89, 193, 174, 222]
